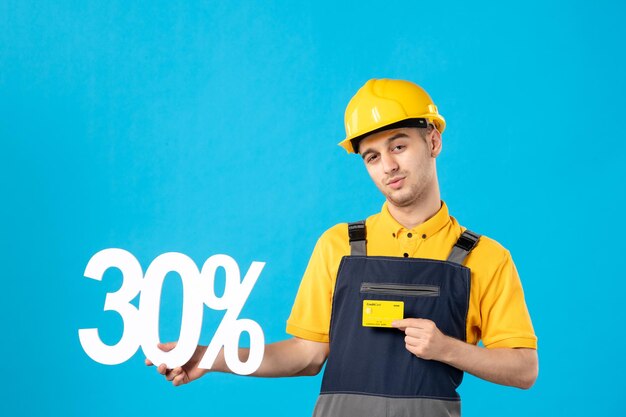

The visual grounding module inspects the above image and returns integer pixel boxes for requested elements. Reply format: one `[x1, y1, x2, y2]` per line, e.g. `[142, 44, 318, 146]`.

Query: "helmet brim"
[344, 118, 430, 154]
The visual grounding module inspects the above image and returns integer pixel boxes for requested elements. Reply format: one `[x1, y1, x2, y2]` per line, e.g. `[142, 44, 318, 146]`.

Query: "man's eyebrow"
[361, 148, 376, 160]
[360, 133, 410, 159]
[386, 132, 410, 143]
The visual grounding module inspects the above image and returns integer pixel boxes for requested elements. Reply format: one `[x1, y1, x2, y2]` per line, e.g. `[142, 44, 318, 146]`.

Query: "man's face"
[359, 127, 440, 209]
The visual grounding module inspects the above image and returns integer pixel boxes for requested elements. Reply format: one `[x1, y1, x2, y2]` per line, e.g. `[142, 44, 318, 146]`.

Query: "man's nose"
[381, 152, 399, 174]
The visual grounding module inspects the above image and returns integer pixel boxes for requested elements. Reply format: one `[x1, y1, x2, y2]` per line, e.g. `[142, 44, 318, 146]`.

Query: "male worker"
[148, 79, 538, 416]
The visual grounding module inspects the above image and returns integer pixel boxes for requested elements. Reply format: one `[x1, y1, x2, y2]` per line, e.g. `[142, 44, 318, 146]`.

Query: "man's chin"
[385, 192, 415, 208]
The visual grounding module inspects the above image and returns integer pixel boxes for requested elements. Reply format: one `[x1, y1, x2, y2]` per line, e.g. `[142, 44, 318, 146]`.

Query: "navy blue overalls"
[312, 221, 480, 417]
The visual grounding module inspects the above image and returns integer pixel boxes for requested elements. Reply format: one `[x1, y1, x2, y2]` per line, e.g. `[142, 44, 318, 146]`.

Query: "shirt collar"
[379, 200, 451, 240]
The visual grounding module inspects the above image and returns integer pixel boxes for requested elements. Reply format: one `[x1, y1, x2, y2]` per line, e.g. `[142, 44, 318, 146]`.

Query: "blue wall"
[2, 1, 625, 415]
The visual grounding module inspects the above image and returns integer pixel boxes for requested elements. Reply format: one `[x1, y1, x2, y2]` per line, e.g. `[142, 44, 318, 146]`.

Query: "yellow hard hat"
[339, 79, 446, 153]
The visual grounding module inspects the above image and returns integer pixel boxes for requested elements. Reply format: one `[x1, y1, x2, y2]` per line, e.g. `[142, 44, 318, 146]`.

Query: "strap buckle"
[455, 230, 480, 252]
[348, 221, 366, 242]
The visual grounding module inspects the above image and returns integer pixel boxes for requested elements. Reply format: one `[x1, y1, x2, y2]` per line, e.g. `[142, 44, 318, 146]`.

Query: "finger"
[158, 342, 178, 352]
[157, 364, 168, 375]
[404, 335, 423, 347]
[392, 318, 423, 329]
[391, 319, 407, 330]
[393, 318, 431, 330]
[145, 358, 154, 366]
[173, 373, 186, 386]
[405, 343, 423, 357]
[405, 327, 430, 338]
[165, 367, 182, 381]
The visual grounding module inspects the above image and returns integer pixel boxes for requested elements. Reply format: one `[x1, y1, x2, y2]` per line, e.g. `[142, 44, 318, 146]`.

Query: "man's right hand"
[146, 337, 329, 384]
[145, 342, 210, 386]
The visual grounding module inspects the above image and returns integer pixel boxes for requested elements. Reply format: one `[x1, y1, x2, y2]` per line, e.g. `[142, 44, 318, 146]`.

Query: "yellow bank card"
[362, 300, 404, 327]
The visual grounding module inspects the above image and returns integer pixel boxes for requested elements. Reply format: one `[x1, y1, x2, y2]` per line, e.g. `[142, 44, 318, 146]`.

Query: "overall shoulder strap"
[447, 229, 481, 265]
[348, 220, 367, 256]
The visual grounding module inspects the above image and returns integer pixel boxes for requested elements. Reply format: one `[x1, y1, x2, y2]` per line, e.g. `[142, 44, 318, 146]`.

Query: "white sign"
[78, 249, 265, 375]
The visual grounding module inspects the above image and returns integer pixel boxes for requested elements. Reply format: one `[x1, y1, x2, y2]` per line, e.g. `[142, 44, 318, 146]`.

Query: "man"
[148, 79, 538, 416]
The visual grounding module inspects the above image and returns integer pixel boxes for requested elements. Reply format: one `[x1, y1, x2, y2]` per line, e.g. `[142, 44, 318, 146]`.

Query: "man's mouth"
[386, 176, 405, 190]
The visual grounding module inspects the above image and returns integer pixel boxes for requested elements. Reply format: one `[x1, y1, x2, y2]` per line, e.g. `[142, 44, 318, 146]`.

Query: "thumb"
[158, 341, 178, 352]
[391, 319, 408, 330]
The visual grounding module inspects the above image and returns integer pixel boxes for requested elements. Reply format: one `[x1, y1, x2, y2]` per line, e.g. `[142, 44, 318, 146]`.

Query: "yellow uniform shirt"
[286, 201, 537, 349]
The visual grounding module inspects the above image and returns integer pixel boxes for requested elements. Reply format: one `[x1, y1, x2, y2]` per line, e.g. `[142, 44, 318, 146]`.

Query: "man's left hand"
[391, 318, 451, 361]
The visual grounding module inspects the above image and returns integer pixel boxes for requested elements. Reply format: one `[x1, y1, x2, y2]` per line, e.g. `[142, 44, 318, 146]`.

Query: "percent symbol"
[197, 254, 266, 376]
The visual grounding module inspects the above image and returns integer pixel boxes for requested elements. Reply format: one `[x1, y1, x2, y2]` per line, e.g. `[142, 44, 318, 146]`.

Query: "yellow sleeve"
[479, 250, 537, 349]
[285, 232, 337, 343]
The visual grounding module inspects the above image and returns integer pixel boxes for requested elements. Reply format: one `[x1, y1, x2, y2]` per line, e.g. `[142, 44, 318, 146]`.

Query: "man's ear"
[429, 128, 442, 158]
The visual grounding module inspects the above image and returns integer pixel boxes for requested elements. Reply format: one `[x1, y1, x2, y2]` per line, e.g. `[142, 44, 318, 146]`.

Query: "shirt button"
[403, 253, 409, 258]
[392, 233, 396, 237]
[407, 233, 413, 238]
[422, 234, 427, 239]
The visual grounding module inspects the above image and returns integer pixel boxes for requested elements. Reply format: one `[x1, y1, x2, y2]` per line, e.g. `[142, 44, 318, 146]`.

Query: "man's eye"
[392, 145, 405, 152]
[366, 155, 379, 163]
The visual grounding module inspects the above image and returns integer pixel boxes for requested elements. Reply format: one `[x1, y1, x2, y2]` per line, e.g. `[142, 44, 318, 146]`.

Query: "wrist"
[439, 335, 465, 364]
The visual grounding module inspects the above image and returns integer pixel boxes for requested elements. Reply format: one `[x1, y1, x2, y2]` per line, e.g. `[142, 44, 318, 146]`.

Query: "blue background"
[2, 1, 625, 415]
